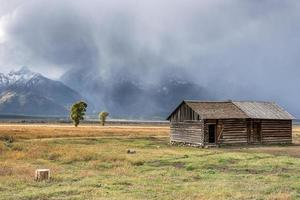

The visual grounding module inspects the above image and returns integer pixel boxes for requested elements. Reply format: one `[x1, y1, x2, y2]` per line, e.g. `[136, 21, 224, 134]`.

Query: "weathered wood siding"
[170, 121, 204, 145]
[169, 103, 200, 122]
[204, 119, 248, 145]
[219, 119, 248, 144]
[261, 120, 292, 144]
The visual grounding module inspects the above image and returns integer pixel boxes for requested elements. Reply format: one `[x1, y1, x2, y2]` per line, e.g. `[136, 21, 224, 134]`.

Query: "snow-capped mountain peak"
[6, 66, 39, 85]
[0, 73, 10, 87]
[0, 66, 83, 116]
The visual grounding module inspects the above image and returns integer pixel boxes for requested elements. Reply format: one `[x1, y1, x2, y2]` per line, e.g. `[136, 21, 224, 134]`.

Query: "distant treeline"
[0, 114, 63, 119]
[0, 114, 169, 126]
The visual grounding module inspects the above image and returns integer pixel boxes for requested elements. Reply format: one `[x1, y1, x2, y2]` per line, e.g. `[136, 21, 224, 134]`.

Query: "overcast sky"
[0, 0, 300, 116]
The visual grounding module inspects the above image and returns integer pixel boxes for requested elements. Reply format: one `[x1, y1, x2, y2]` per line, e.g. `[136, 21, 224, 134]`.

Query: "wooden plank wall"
[220, 119, 248, 144]
[169, 103, 200, 122]
[170, 121, 204, 145]
[204, 119, 248, 145]
[261, 120, 292, 144]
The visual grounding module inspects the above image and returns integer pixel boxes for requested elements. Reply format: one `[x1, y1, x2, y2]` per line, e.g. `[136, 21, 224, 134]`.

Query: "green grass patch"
[1, 137, 300, 199]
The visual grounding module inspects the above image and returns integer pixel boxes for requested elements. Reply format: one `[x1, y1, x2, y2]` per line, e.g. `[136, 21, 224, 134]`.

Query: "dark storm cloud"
[4, 1, 98, 68]
[0, 0, 300, 117]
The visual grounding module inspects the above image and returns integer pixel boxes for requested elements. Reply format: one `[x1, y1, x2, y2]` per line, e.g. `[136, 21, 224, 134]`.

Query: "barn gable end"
[167, 101, 200, 122]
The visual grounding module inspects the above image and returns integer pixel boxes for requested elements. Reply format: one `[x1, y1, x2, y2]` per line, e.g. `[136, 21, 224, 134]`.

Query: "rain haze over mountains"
[0, 0, 300, 118]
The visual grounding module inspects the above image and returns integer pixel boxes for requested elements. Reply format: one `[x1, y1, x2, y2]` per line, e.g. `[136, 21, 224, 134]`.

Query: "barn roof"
[232, 101, 295, 120]
[167, 100, 295, 120]
[185, 101, 248, 119]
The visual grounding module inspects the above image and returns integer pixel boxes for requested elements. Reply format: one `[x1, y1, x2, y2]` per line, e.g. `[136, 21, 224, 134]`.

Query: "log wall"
[170, 121, 204, 146]
[261, 120, 292, 144]
[219, 119, 248, 145]
[204, 119, 248, 145]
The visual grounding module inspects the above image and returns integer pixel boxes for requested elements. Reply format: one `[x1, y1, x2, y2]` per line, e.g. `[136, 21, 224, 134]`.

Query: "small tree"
[70, 101, 87, 127]
[99, 111, 109, 126]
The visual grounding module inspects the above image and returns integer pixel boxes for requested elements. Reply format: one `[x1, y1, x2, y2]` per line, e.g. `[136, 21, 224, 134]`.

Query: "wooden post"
[35, 169, 50, 181]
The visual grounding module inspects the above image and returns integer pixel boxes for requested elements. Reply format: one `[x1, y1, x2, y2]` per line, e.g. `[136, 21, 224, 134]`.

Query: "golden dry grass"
[0, 124, 169, 140]
[0, 123, 300, 199]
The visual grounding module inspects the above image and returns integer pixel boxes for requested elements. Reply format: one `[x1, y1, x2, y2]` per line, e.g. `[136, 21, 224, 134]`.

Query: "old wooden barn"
[167, 100, 295, 146]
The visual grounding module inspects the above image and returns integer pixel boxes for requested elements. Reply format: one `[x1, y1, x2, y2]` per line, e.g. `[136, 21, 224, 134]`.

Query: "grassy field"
[1, 124, 300, 199]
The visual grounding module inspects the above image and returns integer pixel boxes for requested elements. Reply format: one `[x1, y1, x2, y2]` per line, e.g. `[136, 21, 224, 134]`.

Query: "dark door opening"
[208, 124, 216, 143]
[252, 122, 261, 143]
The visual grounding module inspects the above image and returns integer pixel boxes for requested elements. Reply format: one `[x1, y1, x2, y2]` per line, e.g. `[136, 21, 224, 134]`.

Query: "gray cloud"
[0, 0, 300, 117]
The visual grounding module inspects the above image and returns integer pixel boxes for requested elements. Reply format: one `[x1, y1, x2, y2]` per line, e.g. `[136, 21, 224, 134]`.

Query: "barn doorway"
[252, 122, 261, 143]
[208, 124, 216, 143]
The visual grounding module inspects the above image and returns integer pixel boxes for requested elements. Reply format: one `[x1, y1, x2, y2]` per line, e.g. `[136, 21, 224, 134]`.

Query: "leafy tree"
[99, 111, 109, 126]
[70, 101, 87, 127]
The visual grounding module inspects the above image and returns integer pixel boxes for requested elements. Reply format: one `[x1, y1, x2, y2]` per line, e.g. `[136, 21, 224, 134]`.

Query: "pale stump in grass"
[127, 149, 136, 154]
[35, 169, 50, 181]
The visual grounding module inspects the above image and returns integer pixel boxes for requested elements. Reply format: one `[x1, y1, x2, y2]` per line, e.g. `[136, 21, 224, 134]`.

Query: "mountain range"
[61, 67, 212, 118]
[0, 67, 212, 118]
[0, 67, 82, 116]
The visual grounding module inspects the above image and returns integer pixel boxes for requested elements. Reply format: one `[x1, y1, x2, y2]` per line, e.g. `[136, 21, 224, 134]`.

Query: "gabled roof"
[232, 101, 295, 120]
[167, 100, 295, 120]
[185, 101, 248, 119]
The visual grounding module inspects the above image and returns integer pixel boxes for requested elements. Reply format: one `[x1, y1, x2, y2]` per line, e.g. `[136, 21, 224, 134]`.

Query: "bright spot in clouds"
[0, 18, 6, 43]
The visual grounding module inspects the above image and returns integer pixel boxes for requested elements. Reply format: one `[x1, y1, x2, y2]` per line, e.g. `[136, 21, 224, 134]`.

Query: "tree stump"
[127, 149, 136, 154]
[35, 169, 50, 181]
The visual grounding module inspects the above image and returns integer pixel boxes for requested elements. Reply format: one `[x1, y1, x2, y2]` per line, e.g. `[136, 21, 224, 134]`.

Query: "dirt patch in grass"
[229, 145, 300, 158]
[0, 165, 13, 176]
[173, 162, 185, 169]
[113, 181, 133, 186]
[146, 160, 186, 169]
